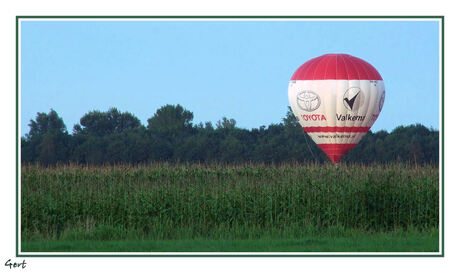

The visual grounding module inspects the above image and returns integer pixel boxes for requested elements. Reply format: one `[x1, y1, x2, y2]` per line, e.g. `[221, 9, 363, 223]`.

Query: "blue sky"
[20, 19, 440, 135]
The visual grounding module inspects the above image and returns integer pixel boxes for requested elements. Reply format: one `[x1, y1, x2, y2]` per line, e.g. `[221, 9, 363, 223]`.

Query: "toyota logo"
[297, 91, 321, 112]
[379, 90, 385, 111]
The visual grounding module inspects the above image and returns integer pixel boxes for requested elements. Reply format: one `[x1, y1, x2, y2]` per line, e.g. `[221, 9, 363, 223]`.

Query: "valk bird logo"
[343, 87, 364, 111]
[297, 91, 321, 112]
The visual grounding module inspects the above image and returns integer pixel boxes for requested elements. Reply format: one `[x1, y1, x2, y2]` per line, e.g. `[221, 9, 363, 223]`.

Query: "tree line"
[21, 105, 439, 166]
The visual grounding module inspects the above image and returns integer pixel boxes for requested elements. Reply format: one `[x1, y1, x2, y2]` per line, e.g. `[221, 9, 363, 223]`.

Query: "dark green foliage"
[21, 106, 439, 165]
[21, 109, 71, 166]
[344, 124, 439, 165]
[69, 108, 148, 165]
[74, 107, 141, 136]
[21, 164, 438, 241]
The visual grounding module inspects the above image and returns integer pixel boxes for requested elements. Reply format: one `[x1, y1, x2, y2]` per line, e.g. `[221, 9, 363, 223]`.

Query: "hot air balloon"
[288, 54, 385, 163]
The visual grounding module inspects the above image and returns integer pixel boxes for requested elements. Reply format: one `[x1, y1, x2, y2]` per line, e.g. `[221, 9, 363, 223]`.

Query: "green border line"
[15, 15, 444, 258]
[441, 16, 445, 257]
[16, 15, 443, 19]
[16, 16, 19, 257]
[17, 254, 442, 258]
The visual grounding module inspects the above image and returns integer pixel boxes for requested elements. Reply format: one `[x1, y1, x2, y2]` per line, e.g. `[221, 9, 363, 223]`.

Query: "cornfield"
[21, 163, 439, 241]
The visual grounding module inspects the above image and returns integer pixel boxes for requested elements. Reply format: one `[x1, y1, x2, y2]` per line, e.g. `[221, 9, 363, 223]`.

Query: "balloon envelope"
[288, 54, 385, 163]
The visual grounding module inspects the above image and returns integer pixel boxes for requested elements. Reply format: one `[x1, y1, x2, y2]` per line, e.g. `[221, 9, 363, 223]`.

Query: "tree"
[147, 104, 193, 136]
[147, 104, 194, 162]
[216, 117, 236, 130]
[21, 105, 440, 165]
[75, 107, 141, 136]
[72, 108, 144, 164]
[22, 109, 70, 165]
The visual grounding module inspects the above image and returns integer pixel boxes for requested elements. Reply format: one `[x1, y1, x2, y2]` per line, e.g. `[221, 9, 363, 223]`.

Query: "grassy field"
[22, 229, 438, 252]
[21, 163, 439, 252]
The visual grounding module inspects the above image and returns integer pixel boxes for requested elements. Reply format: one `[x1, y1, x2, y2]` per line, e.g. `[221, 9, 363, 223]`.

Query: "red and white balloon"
[288, 54, 385, 163]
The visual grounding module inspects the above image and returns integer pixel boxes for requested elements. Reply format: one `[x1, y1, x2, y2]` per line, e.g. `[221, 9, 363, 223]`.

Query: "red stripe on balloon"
[303, 126, 371, 133]
[317, 143, 357, 163]
[291, 54, 382, 81]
